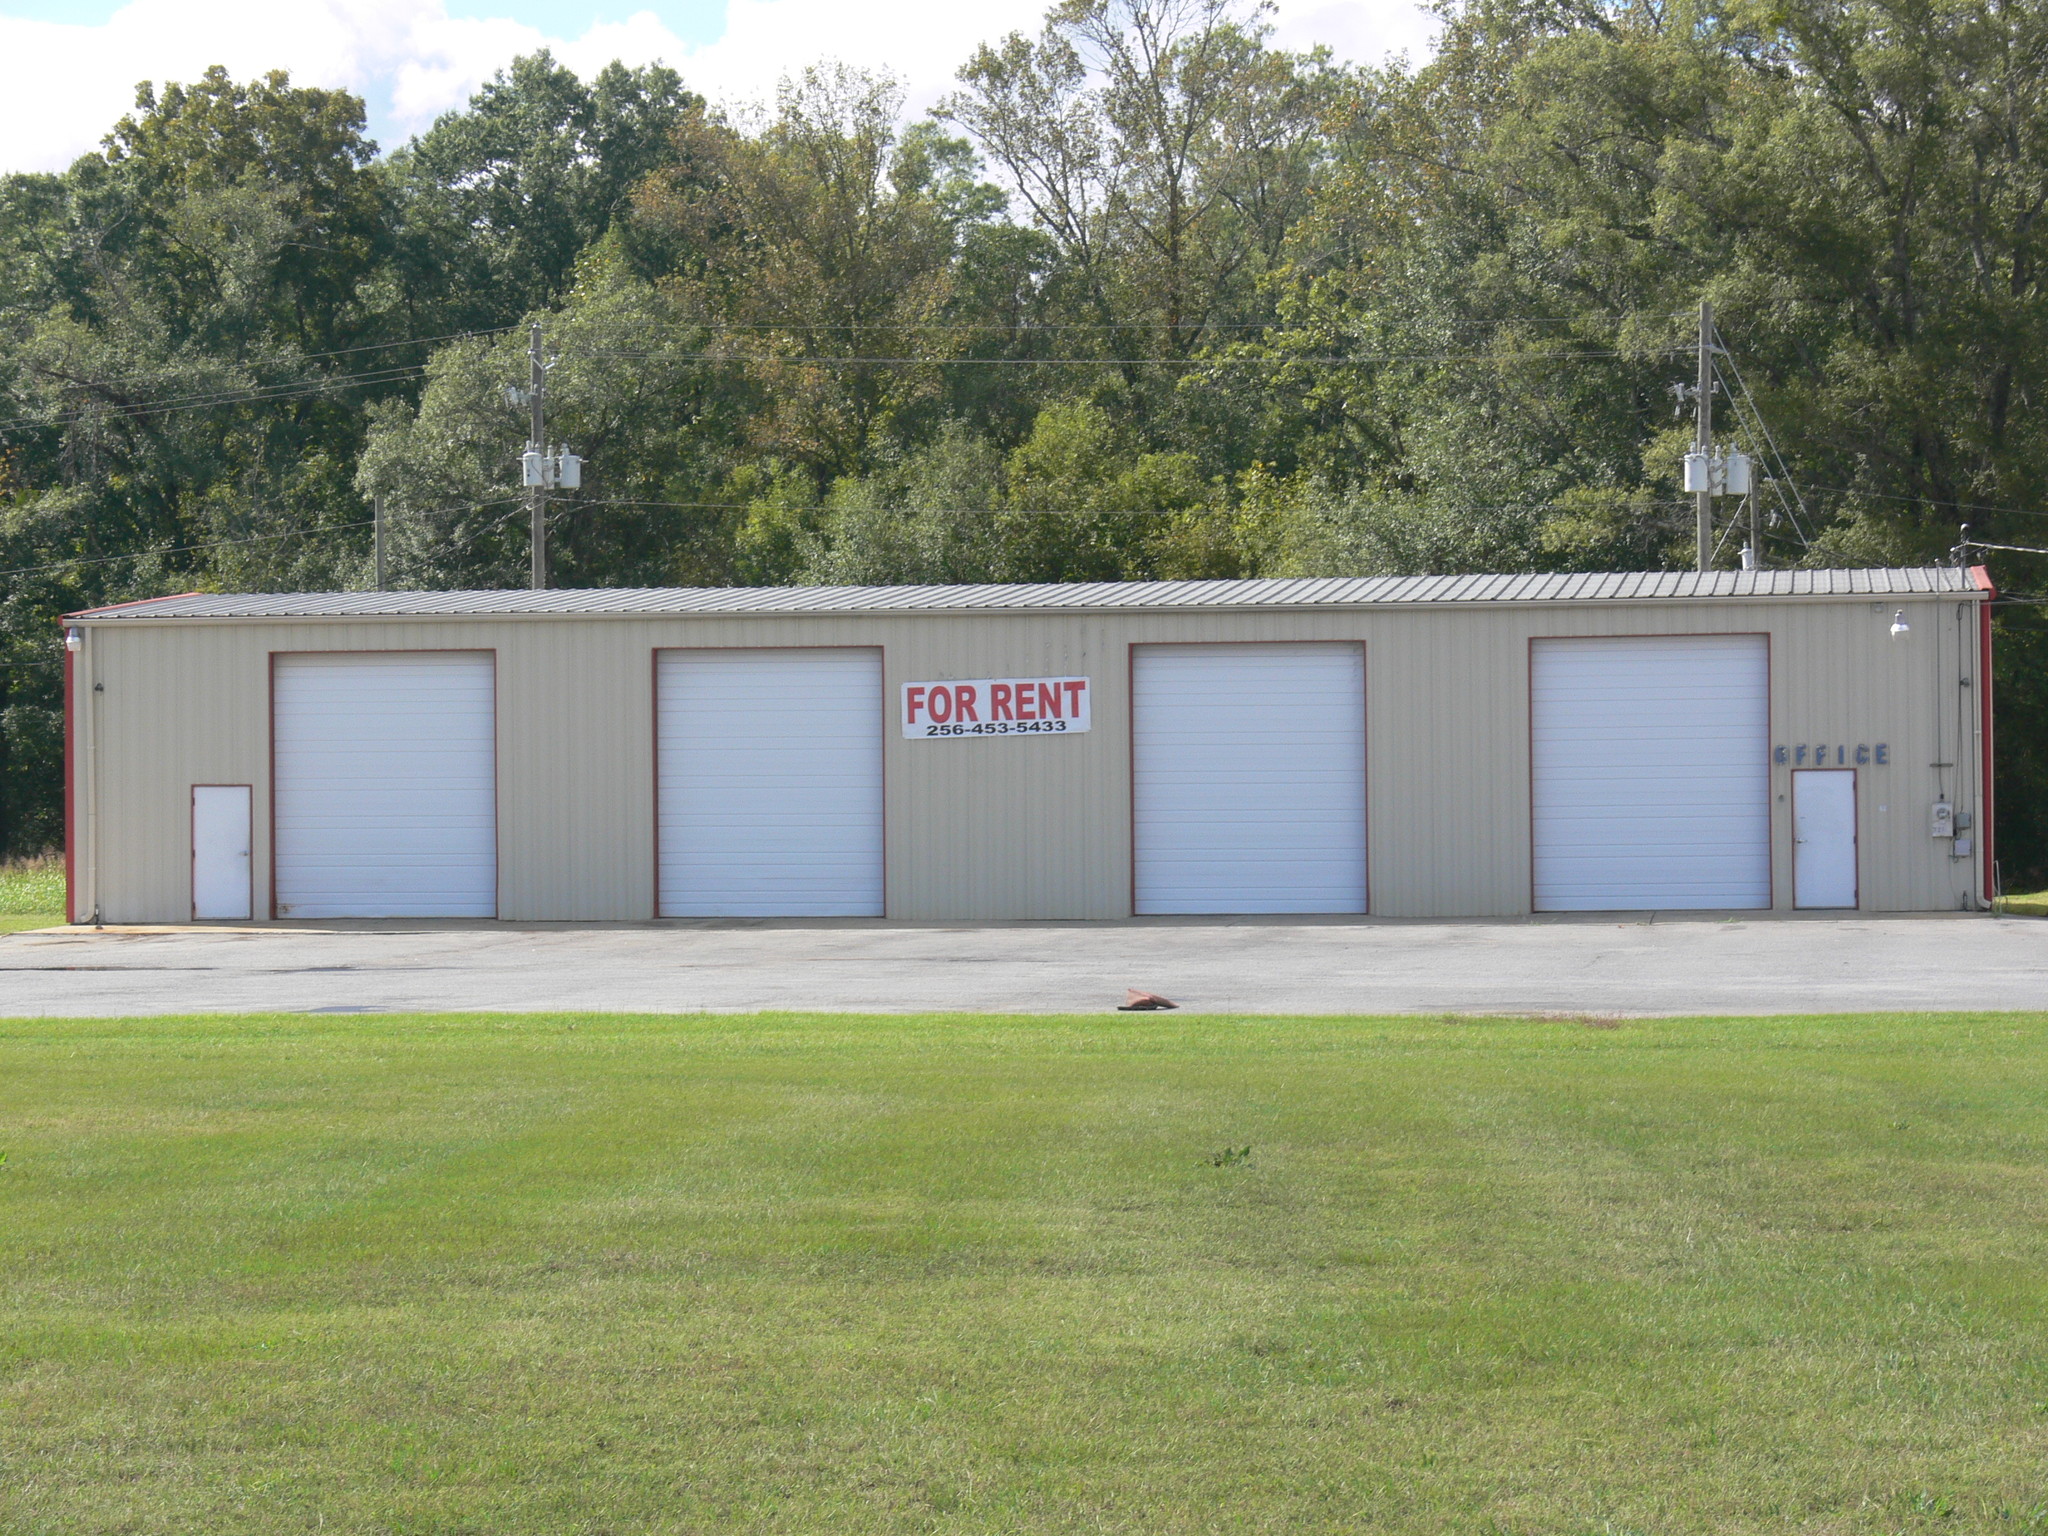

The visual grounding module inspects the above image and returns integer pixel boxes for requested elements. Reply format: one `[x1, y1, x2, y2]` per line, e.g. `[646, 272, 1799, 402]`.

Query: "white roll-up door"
[273, 652, 497, 918]
[1531, 635, 1769, 911]
[657, 649, 883, 917]
[1133, 643, 1367, 914]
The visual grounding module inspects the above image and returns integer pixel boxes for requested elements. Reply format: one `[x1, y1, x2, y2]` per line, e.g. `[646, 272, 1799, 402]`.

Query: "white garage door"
[1532, 635, 1769, 911]
[657, 649, 883, 917]
[1133, 643, 1367, 914]
[274, 652, 497, 918]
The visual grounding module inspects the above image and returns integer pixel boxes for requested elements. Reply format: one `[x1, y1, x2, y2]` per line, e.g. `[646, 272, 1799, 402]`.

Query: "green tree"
[636, 66, 1006, 480]
[0, 69, 398, 852]
[356, 251, 739, 589]
[1260, 0, 2048, 871]
[943, 0, 1343, 441]
[386, 54, 702, 335]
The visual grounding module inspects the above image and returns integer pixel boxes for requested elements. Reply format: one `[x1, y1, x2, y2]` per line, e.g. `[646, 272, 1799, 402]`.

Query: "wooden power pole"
[528, 322, 547, 591]
[1696, 299, 1714, 574]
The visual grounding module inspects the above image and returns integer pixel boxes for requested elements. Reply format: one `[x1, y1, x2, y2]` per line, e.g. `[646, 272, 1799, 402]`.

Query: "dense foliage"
[5, 0, 2046, 879]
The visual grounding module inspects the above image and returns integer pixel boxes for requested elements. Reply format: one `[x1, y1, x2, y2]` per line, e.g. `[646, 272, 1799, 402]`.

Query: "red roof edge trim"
[1970, 564, 1997, 597]
[62, 590, 205, 620]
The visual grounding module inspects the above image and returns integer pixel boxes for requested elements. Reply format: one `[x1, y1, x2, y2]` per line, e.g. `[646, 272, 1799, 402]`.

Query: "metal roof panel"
[64, 567, 1980, 622]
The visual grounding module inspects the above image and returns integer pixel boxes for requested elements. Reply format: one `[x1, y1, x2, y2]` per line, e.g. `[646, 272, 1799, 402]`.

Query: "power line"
[568, 348, 1678, 366]
[11, 325, 521, 394]
[1799, 484, 2048, 521]
[555, 495, 1692, 518]
[611, 317, 1656, 332]
[1713, 341, 1813, 551]
[0, 362, 430, 433]
[0, 497, 522, 580]
[0, 343, 1682, 434]
[0, 521, 375, 580]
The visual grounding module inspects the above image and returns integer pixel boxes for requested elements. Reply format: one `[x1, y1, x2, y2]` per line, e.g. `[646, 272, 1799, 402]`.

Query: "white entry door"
[1793, 769, 1858, 908]
[657, 649, 884, 916]
[1132, 642, 1367, 914]
[1532, 635, 1770, 910]
[273, 652, 498, 918]
[191, 785, 252, 920]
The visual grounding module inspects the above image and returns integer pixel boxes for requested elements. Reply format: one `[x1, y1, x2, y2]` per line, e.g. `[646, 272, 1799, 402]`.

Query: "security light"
[1890, 609, 1911, 639]
[64, 628, 81, 652]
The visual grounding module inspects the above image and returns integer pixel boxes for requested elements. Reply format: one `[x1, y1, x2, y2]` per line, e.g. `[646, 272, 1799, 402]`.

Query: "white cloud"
[0, 0, 1436, 175]
[680, 0, 1438, 119]
[1269, 0, 1438, 70]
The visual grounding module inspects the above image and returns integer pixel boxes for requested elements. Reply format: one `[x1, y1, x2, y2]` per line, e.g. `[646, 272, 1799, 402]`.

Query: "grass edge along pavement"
[3, 1008, 2046, 1534]
[0, 853, 61, 932]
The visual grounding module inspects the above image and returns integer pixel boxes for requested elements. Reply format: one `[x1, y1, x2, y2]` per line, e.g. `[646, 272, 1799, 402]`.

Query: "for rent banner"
[902, 676, 1091, 738]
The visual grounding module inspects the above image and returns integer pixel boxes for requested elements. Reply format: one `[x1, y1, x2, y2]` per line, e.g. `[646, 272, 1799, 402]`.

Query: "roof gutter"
[60, 589, 1989, 628]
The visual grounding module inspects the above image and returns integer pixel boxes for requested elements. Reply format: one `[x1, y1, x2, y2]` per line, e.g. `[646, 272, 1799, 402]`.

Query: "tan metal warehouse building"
[61, 567, 1995, 924]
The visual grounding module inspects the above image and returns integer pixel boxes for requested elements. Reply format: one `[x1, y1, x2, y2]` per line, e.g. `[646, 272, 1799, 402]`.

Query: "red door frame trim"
[650, 645, 888, 920]
[1790, 767, 1859, 910]
[1127, 638, 1370, 918]
[269, 648, 500, 921]
[1527, 631, 1775, 914]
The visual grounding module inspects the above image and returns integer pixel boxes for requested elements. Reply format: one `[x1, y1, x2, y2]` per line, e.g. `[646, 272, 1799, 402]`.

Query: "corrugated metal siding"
[71, 591, 1987, 922]
[68, 567, 1979, 622]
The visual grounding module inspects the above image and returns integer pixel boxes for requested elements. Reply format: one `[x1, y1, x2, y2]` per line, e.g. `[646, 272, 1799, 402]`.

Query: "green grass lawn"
[0, 853, 62, 932]
[3, 1011, 2046, 1534]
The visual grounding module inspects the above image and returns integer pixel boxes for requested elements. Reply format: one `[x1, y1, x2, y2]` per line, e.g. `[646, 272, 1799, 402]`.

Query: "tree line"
[6, 0, 2048, 881]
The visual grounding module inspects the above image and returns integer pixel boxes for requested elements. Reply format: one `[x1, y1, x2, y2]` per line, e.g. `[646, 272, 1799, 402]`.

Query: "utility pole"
[1746, 475, 1761, 571]
[1695, 298, 1713, 574]
[528, 321, 547, 591]
[373, 493, 387, 591]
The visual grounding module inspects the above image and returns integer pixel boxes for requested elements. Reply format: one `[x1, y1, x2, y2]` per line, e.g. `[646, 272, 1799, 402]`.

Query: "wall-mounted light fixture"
[64, 627, 81, 652]
[1889, 609, 1911, 639]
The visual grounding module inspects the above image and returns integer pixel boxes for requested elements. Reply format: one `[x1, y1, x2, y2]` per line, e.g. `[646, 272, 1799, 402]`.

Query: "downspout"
[1973, 566, 1996, 904]
[62, 633, 75, 924]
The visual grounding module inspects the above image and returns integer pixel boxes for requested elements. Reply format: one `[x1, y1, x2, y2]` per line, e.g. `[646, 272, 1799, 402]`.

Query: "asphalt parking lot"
[0, 912, 2042, 1016]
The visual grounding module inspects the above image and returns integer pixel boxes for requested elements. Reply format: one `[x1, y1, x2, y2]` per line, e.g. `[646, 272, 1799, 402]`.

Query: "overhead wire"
[7, 324, 520, 394]
[37, 308, 2037, 575]
[0, 335, 1688, 433]
[1712, 340, 1815, 550]
[0, 496, 523, 580]
[550, 494, 1692, 518]
[0, 362, 431, 433]
[1803, 485, 2048, 521]
[566, 347, 1679, 366]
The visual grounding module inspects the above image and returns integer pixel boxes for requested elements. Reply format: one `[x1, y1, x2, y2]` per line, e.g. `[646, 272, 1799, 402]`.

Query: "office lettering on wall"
[1772, 744, 1888, 766]
[902, 677, 1091, 739]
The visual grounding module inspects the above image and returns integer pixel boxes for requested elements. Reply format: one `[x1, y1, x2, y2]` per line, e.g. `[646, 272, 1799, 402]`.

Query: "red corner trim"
[63, 644, 76, 924]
